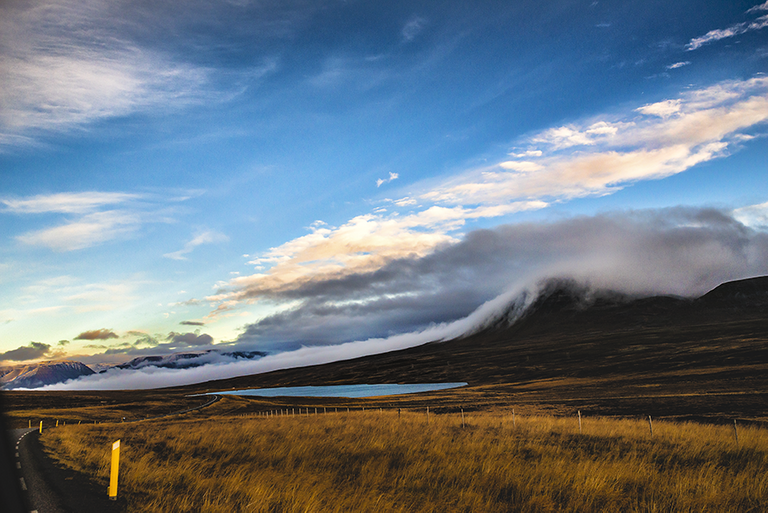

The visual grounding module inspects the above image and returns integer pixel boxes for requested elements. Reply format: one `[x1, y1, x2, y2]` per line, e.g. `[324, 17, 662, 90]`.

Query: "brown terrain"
[3, 276, 768, 427]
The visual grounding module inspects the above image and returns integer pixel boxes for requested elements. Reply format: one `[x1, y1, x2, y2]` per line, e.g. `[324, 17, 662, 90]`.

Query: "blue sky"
[1, 0, 768, 370]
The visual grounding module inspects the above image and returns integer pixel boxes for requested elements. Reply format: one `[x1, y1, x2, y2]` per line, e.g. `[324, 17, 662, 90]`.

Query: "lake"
[212, 382, 468, 398]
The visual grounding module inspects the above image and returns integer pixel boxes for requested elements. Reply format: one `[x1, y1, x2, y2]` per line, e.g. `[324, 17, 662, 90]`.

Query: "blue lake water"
[213, 382, 468, 398]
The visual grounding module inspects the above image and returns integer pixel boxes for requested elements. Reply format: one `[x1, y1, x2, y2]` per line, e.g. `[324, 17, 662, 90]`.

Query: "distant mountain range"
[0, 361, 95, 390]
[0, 349, 267, 389]
[108, 350, 267, 371]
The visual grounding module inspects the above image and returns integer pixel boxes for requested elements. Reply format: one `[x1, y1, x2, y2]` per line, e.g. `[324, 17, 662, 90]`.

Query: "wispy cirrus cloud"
[686, 3, 768, 51]
[17, 210, 143, 251]
[748, 1, 768, 13]
[0, 0, 213, 146]
[163, 231, 229, 261]
[1, 192, 139, 214]
[200, 77, 768, 328]
[402, 16, 427, 43]
[3, 190, 186, 251]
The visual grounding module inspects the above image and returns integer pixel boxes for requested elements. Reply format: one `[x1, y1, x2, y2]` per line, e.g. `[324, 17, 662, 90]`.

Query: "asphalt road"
[3, 394, 221, 512]
[9, 427, 123, 513]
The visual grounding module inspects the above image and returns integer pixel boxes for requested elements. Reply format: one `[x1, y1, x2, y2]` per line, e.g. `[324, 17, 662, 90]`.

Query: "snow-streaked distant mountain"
[0, 360, 95, 389]
[107, 349, 267, 372]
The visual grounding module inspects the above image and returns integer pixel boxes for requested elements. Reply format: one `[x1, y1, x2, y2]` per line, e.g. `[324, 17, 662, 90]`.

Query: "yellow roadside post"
[108, 439, 120, 500]
[39, 421, 43, 434]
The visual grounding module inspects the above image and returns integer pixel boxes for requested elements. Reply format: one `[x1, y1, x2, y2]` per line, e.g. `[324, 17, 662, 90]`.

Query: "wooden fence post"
[648, 415, 653, 437]
[578, 410, 582, 434]
[461, 408, 465, 428]
[733, 419, 739, 444]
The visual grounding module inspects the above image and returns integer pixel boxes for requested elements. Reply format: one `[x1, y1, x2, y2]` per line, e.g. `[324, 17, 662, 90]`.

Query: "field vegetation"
[40, 408, 768, 512]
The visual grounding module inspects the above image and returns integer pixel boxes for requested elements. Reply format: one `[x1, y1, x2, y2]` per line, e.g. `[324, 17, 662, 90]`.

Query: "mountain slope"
[176, 276, 768, 420]
[0, 361, 95, 390]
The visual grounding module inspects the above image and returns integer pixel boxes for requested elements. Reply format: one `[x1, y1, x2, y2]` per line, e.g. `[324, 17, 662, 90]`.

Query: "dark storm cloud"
[0, 342, 51, 361]
[232, 207, 768, 350]
[75, 329, 119, 341]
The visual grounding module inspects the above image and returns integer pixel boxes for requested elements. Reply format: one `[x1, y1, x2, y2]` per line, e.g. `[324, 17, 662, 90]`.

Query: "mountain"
[0, 361, 95, 390]
[175, 276, 768, 421]
[108, 349, 267, 372]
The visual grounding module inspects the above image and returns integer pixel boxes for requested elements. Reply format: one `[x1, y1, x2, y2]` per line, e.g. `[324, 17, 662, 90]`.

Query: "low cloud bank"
[231, 206, 768, 351]
[46, 206, 768, 390]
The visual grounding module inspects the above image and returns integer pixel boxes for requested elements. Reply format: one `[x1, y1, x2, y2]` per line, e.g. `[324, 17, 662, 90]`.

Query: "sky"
[1, 0, 768, 380]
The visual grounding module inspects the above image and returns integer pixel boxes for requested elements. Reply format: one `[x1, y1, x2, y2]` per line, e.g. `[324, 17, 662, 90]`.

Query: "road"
[9, 427, 122, 513]
[5, 393, 221, 512]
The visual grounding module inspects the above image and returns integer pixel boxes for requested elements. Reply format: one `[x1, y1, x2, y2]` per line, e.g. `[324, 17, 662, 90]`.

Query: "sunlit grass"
[41, 410, 767, 512]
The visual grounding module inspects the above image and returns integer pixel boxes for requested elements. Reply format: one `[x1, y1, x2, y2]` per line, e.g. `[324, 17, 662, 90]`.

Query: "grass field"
[40, 408, 768, 512]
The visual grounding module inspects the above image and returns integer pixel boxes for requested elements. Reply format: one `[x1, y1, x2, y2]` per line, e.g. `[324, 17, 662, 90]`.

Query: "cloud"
[748, 1, 768, 14]
[5, 191, 185, 251]
[17, 210, 142, 251]
[0, 342, 51, 362]
[666, 61, 690, 70]
[422, 77, 768, 206]
[402, 16, 427, 42]
[75, 329, 119, 341]
[224, 206, 768, 352]
[686, 11, 768, 51]
[58, 340, 70, 346]
[1, 192, 139, 214]
[0, 0, 213, 145]
[163, 231, 229, 260]
[200, 77, 768, 326]
[40, 205, 768, 389]
[180, 321, 205, 326]
[167, 332, 214, 346]
[734, 202, 768, 228]
[97, 330, 216, 357]
[635, 99, 681, 118]
[376, 172, 399, 187]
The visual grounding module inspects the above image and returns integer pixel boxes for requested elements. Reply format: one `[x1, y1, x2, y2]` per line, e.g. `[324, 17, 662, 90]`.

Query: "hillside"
[178, 276, 768, 421]
[0, 361, 95, 390]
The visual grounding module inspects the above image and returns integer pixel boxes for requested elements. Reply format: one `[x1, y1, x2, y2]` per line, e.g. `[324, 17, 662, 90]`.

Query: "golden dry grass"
[40, 409, 768, 512]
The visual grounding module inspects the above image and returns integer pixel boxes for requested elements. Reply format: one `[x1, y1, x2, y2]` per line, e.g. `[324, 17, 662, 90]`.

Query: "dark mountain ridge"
[178, 276, 768, 420]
